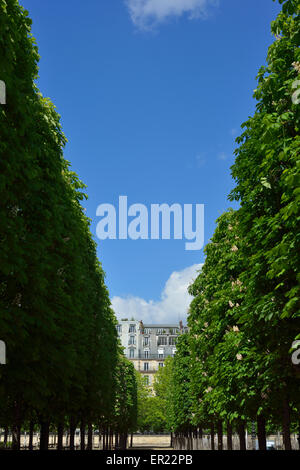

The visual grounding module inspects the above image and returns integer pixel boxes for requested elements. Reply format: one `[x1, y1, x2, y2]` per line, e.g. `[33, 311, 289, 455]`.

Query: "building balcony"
[131, 352, 175, 360]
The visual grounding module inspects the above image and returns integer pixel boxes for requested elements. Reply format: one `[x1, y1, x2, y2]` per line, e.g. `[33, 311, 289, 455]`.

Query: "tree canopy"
[0, 0, 137, 450]
[165, 0, 300, 450]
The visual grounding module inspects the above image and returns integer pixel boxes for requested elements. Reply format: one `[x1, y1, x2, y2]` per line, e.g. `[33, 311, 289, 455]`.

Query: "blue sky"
[21, 0, 281, 323]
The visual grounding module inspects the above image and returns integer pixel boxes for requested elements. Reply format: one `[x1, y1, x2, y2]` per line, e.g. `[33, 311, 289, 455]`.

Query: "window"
[143, 375, 149, 385]
[159, 363, 164, 368]
[169, 337, 177, 346]
[158, 336, 167, 346]
[129, 348, 135, 358]
[143, 362, 149, 371]
[169, 328, 178, 335]
[117, 325, 122, 334]
[144, 350, 149, 359]
[156, 328, 163, 335]
[143, 337, 149, 346]
[128, 335, 135, 345]
[129, 324, 136, 333]
[144, 328, 151, 335]
[158, 348, 164, 359]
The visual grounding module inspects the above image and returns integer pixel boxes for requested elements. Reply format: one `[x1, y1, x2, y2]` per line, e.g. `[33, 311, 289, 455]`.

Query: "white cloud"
[111, 263, 202, 324]
[125, 0, 218, 30]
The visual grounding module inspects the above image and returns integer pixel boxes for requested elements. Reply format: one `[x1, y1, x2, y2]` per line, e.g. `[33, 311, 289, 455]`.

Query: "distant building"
[116, 319, 188, 388]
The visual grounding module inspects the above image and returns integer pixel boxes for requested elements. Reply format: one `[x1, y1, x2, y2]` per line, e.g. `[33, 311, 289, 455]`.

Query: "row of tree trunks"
[183, 411, 294, 451]
[101, 426, 120, 450]
[173, 425, 234, 451]
[173, 415, 281, 451]
[2, 404, 296, 451]
[2, 422, 132, 450]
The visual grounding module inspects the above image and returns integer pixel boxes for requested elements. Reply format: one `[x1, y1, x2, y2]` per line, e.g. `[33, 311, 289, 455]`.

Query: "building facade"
[117, 319, 188, 388]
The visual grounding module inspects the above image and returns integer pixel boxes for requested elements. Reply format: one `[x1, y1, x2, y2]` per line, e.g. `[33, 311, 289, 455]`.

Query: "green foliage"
[168, 0, 300, 438]
[135, 371, 166, 433]
[0, 0, 137, 442]
[113, 357, 138, 433]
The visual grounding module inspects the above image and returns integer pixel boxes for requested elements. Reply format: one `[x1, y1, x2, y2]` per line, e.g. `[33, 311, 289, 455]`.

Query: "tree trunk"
[105, 427, 108, 450]
[57, 423, 64, 450]
[39, 421, 49, 450]
[217, 420, 223, 450]
[80, 420, 85, 450]
[282, 398, 292, 450]
[210, 422, 215, 450]
[69, 417, 76, 451]
[102, 428, 106, 450]
[107, 428, 110, 450]
[4, 427, 8, 448]
[104, 428, 106, 450]
[257, 415, 266, 450]
[120, 432, 127, 450]
[11, 423, 21, 450]
[238, 421, 246, 450]
[11, 403, 21, 451]
[98, 424, 102, 449]
[130, 432, 133, 448]
[87, 422, 93, 450]
[29, 421, 34, 450]
[198, 427, 203, 450]
[227, 423, 233, 450]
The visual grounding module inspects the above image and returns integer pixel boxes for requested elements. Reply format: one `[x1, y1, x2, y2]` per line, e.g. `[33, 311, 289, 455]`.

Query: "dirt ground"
[130, 434, 172, 449]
